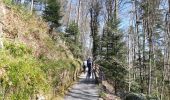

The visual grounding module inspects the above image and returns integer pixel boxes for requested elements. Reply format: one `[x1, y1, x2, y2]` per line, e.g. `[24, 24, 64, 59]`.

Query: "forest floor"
[64, 71, 99, 100]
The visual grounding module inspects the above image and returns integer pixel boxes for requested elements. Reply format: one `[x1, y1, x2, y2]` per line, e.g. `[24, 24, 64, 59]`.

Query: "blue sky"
[119, 1, 132, 30]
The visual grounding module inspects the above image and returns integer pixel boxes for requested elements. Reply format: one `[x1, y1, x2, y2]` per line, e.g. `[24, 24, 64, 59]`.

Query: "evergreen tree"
[65, 21, 82, 58]
[99, 16, 127, 94]
[43, 0, 61, 29]
[66, 21, 79, 44]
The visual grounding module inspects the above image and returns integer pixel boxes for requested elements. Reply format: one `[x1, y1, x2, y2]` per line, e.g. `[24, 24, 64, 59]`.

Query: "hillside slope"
[0, 2, 81, 100]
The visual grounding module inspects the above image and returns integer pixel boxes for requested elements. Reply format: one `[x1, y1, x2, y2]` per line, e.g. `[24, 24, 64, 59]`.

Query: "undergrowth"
[0, 41, 81, 99]
[0, 42, 48, 99]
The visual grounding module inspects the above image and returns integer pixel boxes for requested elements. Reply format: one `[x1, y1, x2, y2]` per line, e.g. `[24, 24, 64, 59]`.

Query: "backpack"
[87, 59, 92, 68]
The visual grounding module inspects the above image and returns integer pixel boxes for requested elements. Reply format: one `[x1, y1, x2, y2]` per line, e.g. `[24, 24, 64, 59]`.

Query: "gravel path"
[64, 72, 99, 100]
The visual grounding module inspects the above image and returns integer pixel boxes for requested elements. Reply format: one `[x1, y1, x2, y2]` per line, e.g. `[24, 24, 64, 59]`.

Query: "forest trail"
[64, 72, 99, 100]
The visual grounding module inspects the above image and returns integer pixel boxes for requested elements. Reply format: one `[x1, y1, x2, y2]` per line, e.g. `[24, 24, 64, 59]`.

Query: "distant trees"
[126, 0, 170, 99]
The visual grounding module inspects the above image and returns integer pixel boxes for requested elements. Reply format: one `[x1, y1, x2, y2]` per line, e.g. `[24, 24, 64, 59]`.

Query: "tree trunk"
[114, 0, 119, 19]
[161, 44, 166, 100]
[77, 0, 81, 27]
[142, 19, 146, 93]
[148, 23, 153, 96]
[31, 0, 34, 14]
[134, 0, 143, 93]
[128, 28, 132, 92]
[67, 0, 72, 27]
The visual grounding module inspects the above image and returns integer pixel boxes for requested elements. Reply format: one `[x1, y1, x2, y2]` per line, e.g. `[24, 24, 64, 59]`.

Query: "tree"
[98, 0, 128, 94]
[65, 21, 82, 58]
[126, 0, 170, 99]
[30, 0, 34, 14]
[100, 17, 127, 94]
[90, 0, 101, 59]
[43, 0, 62, 32]
[66, 21, 79, 44]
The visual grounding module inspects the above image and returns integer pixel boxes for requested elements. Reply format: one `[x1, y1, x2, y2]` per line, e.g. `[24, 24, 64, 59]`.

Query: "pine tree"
[65, 21, 82, 58]
[99, 14, 127, 94]
[65, 21, 79, 44]
[43, 0, 62, 29]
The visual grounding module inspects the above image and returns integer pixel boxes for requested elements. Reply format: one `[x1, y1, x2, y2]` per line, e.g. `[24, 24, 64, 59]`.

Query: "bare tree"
[30, 0, 34, 14]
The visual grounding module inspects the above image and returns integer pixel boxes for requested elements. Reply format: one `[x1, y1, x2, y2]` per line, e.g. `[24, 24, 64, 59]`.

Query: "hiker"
[87, 57, 92, 79]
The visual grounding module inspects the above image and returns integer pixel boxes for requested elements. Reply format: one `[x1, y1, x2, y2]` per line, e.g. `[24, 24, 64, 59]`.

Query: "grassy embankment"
[0, 1, 81, 99]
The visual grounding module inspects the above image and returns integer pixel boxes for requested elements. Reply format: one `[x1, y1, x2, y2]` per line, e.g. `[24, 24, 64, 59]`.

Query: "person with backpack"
[87, 57, 92, 79]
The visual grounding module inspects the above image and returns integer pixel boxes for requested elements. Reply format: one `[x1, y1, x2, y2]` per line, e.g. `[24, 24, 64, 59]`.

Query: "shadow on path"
[64, 73, 99, 100]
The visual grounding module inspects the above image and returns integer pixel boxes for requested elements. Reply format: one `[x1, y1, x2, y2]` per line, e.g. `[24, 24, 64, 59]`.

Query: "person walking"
[87, 57, 92, 79]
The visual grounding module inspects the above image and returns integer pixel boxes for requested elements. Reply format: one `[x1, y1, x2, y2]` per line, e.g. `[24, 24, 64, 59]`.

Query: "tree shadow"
[64, 73, 99, 100]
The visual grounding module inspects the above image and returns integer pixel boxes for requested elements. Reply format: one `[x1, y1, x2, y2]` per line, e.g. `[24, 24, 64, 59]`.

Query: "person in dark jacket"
[87, 57, 92, 78]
